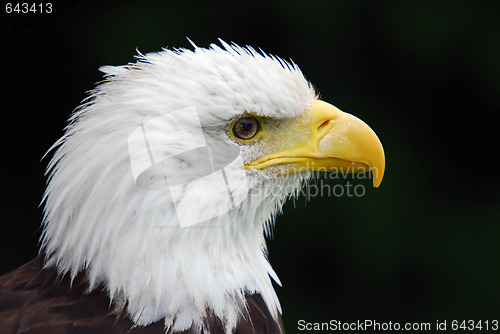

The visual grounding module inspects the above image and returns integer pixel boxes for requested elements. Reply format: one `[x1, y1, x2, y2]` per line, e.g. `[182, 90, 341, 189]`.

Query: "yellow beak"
[245, 100, 385, 187]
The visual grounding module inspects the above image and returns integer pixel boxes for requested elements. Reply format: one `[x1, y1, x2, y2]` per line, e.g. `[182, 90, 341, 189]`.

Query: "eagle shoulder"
[0, 257, 284, 334]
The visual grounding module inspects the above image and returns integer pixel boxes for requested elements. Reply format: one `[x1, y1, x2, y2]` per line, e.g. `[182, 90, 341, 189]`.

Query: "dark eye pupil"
[240, 119, 253, 132]
[232, 117, 259, 140]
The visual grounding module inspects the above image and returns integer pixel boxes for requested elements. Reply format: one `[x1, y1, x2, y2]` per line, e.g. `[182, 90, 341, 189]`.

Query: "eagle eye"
[232, 117, 261, 140]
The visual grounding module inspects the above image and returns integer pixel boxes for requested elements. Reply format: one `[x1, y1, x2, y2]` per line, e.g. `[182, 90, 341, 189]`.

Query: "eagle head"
[40, 40, 385, 333]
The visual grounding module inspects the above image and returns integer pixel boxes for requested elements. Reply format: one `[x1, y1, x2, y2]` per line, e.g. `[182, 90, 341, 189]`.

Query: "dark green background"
[2, 0, 500, 332]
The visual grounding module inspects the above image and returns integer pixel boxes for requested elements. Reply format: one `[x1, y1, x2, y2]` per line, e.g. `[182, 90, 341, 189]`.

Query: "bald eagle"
[0, 41, 384, 333]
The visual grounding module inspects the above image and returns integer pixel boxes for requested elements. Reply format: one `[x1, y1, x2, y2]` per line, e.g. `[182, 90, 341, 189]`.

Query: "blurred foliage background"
[2, 0, 500, 331]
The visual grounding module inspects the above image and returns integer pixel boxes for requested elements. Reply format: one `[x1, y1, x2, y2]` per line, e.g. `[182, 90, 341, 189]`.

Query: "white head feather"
[41, 40, 316, 333]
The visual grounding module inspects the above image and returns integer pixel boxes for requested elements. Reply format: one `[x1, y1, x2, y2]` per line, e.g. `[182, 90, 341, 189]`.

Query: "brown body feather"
[0, 257, 284, 334]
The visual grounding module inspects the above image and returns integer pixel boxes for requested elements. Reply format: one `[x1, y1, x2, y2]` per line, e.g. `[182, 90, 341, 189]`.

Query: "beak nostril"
[318, 120, 331, 134]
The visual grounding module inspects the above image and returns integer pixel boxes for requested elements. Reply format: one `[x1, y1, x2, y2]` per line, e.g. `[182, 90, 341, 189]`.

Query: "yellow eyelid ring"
[229, 116, 265, 143]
